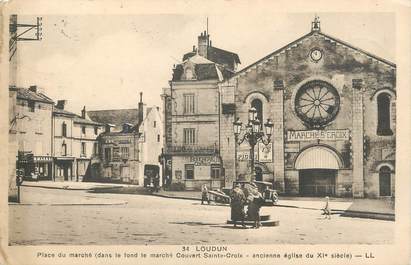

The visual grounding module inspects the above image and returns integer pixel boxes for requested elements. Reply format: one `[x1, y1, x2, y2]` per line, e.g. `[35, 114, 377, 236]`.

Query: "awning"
[295, 146, 341, 170]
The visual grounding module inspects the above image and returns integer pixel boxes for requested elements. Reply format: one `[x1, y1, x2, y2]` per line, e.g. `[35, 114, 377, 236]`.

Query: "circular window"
[294, 80, 340, 128]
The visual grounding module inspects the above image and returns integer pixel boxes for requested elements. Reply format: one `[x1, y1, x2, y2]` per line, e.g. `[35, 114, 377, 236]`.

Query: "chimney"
[105, 124, 111, 133]
[56, 100, 67, 110]
[197, 30, 209, 58]
[81, 106, 86, 118]
[29, 85, 37, 93]
[138, 92, 144, 126]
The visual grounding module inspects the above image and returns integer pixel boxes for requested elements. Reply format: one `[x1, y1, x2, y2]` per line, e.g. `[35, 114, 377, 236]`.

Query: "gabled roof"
[53, 107, 77, 117]
[207, 46, 241, 65]
[73, 115, 104, 126]
[15, 87, 54, 104]
[184, 54, 214, 64]
[53, 106, 103, 126]
[234, 30, 395, 77]
[182, 47, 240, 72]
[87, 109, 140, 131]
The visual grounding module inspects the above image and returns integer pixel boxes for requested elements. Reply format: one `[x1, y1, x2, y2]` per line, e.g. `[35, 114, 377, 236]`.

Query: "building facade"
[11, 86, 54, 180]
[53, 101, 104, 181]
[99, 124, 140, 183]
[162, 31, 240, 190]
[219, 18, 396, 198]
[89, 93, 163, 185]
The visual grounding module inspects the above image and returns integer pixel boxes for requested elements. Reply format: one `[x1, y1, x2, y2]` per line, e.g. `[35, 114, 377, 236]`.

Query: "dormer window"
[185, 68, 194, 80]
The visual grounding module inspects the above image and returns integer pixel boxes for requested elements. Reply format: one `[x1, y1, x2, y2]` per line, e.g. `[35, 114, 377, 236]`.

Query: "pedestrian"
[164, 174, 170, 190]
[201, 184, 210, 205]
[153, 174, 160, 192]
[247, 192, 265, 228]
[230, 184, 246, 228]
[322, 196, 331, 219]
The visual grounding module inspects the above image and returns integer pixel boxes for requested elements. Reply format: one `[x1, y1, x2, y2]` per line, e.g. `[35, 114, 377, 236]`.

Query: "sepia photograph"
[1, 1, 410, 264]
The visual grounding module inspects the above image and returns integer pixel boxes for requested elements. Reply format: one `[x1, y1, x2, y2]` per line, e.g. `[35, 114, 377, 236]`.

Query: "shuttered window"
[183, 128, 196, 144]
[183, 94, 195, 114]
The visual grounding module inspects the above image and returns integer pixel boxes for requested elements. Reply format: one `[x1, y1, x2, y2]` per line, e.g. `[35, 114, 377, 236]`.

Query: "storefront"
[54, 157, 74, 181]
[34, 156, 53, 180]
[172, 155, 223, 190]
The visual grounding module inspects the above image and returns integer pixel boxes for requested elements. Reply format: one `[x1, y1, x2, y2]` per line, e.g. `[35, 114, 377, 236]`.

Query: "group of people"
[201, 183, 332, 228]
[230, 183, 265, 229]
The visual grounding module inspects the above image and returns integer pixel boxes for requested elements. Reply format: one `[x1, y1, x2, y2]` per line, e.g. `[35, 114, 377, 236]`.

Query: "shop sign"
[237, 150, 259, 161]
[34, 156, 53, 162]
[287, 129, 350, 142]
[189, 156, 219, 166]
[258, 143, 272, 162]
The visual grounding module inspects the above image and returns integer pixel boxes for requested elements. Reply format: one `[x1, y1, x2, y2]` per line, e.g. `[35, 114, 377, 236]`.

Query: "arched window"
[62, 143, 67, 156]
[251, 98, 263, 123]
[62, 122, 67, 137]
[379, 166, 391, 196]
[377, 93, 393, 136]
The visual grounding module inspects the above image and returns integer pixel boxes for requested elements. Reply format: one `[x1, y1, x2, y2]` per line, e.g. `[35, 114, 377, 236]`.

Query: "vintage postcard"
[0, 0, 410, 265]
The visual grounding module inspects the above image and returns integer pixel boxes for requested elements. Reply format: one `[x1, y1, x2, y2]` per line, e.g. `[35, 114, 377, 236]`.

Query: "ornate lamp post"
[233, 107, 273, 181]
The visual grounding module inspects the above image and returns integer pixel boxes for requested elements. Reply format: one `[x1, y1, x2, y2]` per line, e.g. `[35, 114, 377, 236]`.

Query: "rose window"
[294, 80, 340, 128]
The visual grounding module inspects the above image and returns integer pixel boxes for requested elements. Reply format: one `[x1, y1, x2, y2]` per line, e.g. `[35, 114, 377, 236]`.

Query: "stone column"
[352, 79, 364, 197]
[272, 80, 285, 193]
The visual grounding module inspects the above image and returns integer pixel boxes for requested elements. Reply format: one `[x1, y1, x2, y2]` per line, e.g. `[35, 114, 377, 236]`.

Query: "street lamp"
[233, 108, 274, 181]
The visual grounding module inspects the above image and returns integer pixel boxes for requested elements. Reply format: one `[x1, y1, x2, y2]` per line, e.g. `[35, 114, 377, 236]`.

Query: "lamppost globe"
[246, 121, 253, 134]
[248, 107, 257, 121]
[264, 119, 274, 138]
[252, 119, 261, 133]
[233, 118, 243, 136]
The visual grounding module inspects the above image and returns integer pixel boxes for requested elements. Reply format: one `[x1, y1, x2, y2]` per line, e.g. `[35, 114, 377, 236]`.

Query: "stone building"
[219, 17, 396, 198]
[11, 86, 54, 180]
[53, 101, 104, 181]
[162, 30, 240, 190]
[88, 93, 163, 185]
[97, 124, 140, 183]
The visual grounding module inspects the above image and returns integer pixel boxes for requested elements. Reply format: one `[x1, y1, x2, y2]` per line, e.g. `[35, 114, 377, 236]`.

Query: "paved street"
[9, 187, 394, 245]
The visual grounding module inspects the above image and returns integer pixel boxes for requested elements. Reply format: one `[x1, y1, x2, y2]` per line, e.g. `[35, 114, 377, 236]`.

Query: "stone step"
[246, 214, 270, 221]
[226, 219, 280, 227]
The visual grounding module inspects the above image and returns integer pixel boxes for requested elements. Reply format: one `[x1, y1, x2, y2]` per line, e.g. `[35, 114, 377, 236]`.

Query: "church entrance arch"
[295, 146, 342, 196]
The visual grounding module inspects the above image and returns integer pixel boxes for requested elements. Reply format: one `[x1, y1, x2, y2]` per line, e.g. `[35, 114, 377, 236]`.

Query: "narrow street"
[9, 187, 394, 245]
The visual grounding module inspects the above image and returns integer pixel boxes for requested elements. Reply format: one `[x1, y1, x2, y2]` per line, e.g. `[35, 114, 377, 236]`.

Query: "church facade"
[219, 18, 396, 198]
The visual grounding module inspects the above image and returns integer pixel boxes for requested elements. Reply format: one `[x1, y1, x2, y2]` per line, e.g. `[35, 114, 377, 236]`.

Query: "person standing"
[247, 192, 264, 229]
[322, 196, 331, 219]
[153, 173, 160, 192]
[201, 184, 210, 205]
[230, 184, 246, 228]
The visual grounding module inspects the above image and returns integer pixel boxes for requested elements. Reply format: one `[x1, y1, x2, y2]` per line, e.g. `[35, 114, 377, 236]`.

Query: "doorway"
[299, 169, 336, 196]
[255, 166, 263, 181]
[379, 166, 391, 196]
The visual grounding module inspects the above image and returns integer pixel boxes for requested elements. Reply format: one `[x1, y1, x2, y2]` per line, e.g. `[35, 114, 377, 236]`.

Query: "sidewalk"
[19, 181, 395, 220]
[22, 181, 136, 190]
[154, 190, 395, 221]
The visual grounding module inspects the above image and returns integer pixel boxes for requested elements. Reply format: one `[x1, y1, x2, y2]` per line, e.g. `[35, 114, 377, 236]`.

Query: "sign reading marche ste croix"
[287, 129, 350, 142]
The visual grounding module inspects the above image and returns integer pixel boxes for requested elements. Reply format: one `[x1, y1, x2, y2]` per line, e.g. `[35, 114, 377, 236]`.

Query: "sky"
[13, 13, 395, 115]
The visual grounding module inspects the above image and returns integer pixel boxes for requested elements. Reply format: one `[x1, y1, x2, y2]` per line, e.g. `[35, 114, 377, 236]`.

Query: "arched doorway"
[379, 166, 391, 196]
[295, 146, 342, 196]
